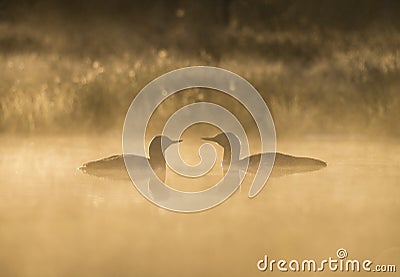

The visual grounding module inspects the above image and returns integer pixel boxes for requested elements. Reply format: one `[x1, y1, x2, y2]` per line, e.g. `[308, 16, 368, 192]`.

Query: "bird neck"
[149, 142, 166, 181]
[222, 140, 240, 165]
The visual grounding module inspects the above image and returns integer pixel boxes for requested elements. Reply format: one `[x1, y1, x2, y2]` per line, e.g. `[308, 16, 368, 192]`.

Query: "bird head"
[201, 132, 233, 148]
[151, 135, 182, 153]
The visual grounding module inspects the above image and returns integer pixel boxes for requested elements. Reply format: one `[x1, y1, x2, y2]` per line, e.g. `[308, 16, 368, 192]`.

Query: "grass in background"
[0, 18, 399, 137]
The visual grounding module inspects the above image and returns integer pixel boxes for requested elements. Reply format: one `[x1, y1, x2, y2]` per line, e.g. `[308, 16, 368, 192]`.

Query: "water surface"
[0, 135, 399, 276]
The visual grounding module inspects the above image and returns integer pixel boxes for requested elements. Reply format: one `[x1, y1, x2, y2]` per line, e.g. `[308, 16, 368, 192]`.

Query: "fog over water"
[1, 136, 399, 276]
[0, 1, 399, 276]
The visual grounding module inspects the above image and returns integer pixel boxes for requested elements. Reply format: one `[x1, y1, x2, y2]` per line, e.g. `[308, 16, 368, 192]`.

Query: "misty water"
[0, 135, 399, 276]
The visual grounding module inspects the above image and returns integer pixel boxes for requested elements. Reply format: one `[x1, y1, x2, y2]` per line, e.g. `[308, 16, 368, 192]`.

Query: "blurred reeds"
[0, 0, 399, 137]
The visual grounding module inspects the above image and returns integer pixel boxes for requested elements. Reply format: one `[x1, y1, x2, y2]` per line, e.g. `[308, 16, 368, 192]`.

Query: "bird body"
[79, 136, 181, 181]
[78, 154, 144, 179]
[233, 152, 327, 176]
[202, 132, 327, 176]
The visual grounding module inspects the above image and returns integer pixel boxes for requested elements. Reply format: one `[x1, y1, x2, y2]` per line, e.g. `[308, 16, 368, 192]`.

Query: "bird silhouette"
[79, 136, 182, 182]
[202, 132, 327, 177]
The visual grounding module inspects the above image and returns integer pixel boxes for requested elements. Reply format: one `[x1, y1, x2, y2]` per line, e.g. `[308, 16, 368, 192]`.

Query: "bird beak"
[201, 137, 215, 142]
[172, 139, 182, 144]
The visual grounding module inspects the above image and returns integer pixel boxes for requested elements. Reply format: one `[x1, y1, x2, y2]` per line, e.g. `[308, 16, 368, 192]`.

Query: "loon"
[202, 132, 327, 176]
[79, 136, 182, 181]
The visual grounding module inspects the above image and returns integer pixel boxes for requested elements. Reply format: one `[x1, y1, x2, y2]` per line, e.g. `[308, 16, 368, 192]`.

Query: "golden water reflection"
[0, 135, 399, 276]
